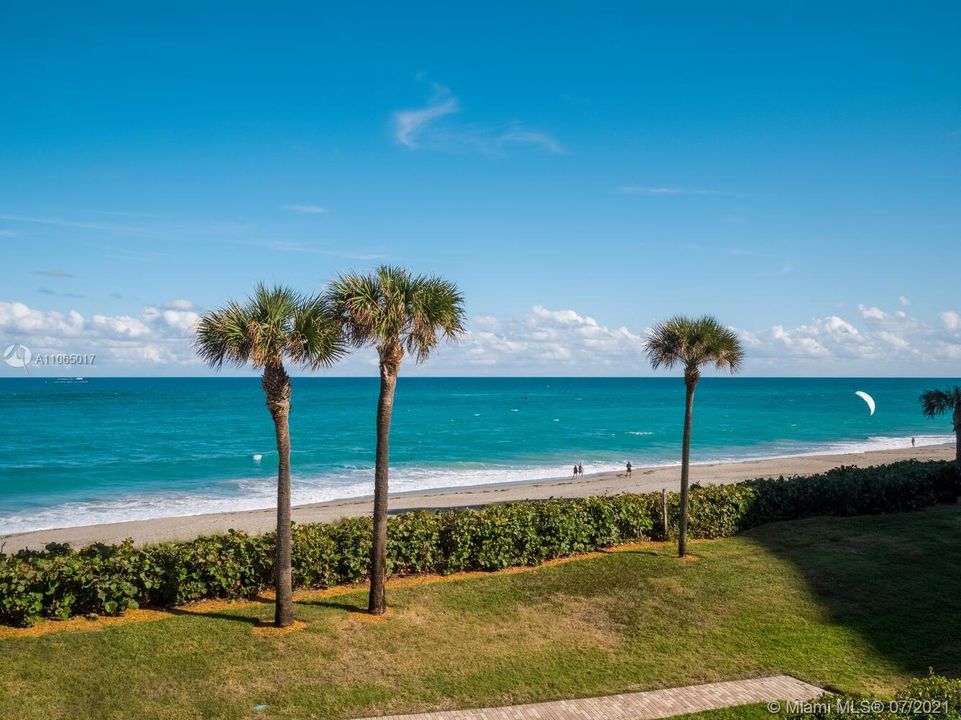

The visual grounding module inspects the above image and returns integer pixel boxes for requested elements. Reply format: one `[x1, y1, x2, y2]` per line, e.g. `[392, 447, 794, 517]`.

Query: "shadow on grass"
[296, 598, 368, 614]
[603, 547, 676, 559]
[747, 504, 961, 679]
[166, 607, 266, 626]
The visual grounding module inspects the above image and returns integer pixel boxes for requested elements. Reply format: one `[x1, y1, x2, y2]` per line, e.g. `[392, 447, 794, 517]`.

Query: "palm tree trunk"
[678, 380, 696, 558]
[264, 363, 294, 628]
[369, 360, 397, 615]
[955, 407, 961, 469]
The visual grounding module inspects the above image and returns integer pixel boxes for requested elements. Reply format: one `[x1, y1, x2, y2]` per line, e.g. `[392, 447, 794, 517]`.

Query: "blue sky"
[1, 1, 960, 376]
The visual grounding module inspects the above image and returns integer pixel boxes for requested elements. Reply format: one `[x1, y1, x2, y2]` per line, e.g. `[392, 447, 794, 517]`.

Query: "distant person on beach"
[912, 437, 916, 447]
[578, 463, 584, 477]
[626, 461, 632, 477]
[572, 464, 578, 479]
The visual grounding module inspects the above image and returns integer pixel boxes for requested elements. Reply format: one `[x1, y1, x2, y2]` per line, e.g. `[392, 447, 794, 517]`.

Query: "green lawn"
[675, 705, 773, 719]
[1, 506, 959, 720]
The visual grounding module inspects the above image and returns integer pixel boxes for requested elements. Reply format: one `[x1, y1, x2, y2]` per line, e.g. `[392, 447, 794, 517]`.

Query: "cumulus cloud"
[91, 314, 151, 338]
[4, 297, 960, 376]
[0, 302, 85, 336]
[416, 305, 647, 374]
[740, 304, 961, 372]
[941, 311, 961, 331]
[142, 306, 201, 334]
[164, 299, 194, 311]
[0, 300, 201, 370]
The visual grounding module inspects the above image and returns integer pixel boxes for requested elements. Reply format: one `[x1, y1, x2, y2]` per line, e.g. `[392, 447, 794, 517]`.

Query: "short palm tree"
[645, 315, 744, 558]
[195, 284, 345, 627]
[920, 386, 961, 467]
[327, 266, 465, 615]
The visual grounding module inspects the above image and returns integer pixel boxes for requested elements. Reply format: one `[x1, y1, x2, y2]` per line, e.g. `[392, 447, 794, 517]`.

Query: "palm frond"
[920, 386, 961, 418]
[407, 276, 466, 362]
[645, 315, 744, 375]
[194, 300, 255, 369]
[288, 295, 348, 370]
[195, 284, 345, 373]
[326, 265, 465, 366]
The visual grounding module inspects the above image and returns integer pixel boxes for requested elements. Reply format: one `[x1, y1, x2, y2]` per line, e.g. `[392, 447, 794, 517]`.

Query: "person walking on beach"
[572, 464, 578, 479]
[912, 436, 916, 447]
[626, 461, 632, 478]
[578, 463, 584, 478]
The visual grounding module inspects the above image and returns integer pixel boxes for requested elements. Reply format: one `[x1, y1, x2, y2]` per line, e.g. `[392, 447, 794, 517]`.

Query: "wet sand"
[1, 443, 953, 553]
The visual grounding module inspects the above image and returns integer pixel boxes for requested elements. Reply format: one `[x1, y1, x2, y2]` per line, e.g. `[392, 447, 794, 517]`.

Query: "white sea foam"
[0, 434, 952, 535]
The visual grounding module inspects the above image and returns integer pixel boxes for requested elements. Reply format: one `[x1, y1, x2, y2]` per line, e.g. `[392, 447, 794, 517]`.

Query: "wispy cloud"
[0, 214, 150, 234]
[394, 85, 460, 149]
[499, 127, 564, 154]
[284, 204, 328, 215]
[619, 186, 730, 196]
[259, 240, 387, 261]
[38, 288, 84, 298]
[393, 83, 563, 156]
[757, 263, 793, 278]
[0, 213, 255, 239]
[33, 269, 74, 278]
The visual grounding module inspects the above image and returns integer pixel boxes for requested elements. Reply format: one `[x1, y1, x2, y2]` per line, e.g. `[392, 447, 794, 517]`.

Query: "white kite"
[854, 391, 876, 416]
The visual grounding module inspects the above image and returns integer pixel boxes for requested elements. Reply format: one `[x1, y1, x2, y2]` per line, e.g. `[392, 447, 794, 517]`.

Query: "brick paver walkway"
[355, 675, 823, 720]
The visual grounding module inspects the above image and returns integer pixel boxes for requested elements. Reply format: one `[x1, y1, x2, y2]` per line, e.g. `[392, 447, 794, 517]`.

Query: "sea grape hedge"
[0, 459, 957, 627]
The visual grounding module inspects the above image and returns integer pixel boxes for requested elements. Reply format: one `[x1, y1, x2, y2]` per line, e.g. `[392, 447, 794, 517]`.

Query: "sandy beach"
[1, 444, 953, 553]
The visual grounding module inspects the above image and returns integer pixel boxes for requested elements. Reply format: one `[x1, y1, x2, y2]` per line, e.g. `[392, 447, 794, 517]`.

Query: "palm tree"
[195, 285, 345, 627]
[920, 386, 961, 467]
[327, 266, 465, 614]
[645, 315, 744, 558]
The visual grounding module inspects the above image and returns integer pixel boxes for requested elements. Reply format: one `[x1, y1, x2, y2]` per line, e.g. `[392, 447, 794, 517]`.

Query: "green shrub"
[784, 673, 961, 719]
[0, 459, 954, 627]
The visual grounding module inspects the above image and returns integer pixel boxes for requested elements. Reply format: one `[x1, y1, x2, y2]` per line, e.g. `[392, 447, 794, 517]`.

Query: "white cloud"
[393, 84, 562, 155]
[91, 314, 151, 338]
[0, 213, 149, 234]
[499, 127, 564, 154]
[394, 85, 460, 149]
[142, 306, 201, 334]
[858, 304, 887, 320]
[758, 263, 792, 278]
[284, 204, 328, 214]
[0, 302, 85, 336]
[164, 299, 194, 311]
[0, 299, 203, 371]
[4, 297, 960, 377]
[418, 305, 647, 374]
[941, 310, 961, 331]
[900, 296, 911, 306]
[258, 240, 386, 261]
[738, 304, 961, 372]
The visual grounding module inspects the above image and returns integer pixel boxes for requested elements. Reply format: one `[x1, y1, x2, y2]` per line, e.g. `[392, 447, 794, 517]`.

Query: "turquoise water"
[0, 377, 954, 533]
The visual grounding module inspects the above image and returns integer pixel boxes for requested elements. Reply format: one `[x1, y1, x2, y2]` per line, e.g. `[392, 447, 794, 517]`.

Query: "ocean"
[0, 377, 954, 534]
